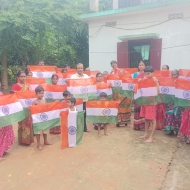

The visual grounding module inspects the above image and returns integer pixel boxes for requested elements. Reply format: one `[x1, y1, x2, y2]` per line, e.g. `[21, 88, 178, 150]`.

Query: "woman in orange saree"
[12, 71, 34, 145]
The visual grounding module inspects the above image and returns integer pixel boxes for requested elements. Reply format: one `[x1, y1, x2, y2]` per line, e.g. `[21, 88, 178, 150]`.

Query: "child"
[139, 66, 160, 143]
[95, 92, 108, 137]
[63, 90, 72, 101]
[67, 98, 78, 111]
[32, 86, 52, 150]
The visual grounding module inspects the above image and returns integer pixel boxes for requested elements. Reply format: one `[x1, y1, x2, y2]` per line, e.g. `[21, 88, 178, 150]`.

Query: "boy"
[32, 86, 52, 150]
[139, 66, 160, 143]
[95, 92, 108, 137]
[67, 98, 77, 111]
[63, 90, 72, 101]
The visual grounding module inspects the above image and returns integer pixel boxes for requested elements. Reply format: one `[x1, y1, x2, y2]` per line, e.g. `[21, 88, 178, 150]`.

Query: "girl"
[50, 74, 61, 135]
[12, 71, 34, 145]
[132, 61, 146, 130]
[0, 82, 15, 161]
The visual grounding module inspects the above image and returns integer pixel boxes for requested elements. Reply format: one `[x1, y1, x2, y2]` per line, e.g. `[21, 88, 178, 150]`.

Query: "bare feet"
[44, 142, 52, 145]
[98, 134, 101, 137]
[104, 133, 108, 136]
[0, 157, 5, 162]
[145, 138, 154, 143]
[37, 145, 43, 151]
[139, 134, 148, 139]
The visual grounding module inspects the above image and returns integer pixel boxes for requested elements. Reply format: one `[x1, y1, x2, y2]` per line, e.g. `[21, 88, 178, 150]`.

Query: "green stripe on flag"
[88, 93, 112, 100]
[45, 78, 52, 84]
[174, 98, 190, 108]
[23, 108, 31, 118]
[76, 111, 84, 146]
[73, 94, 88, 100]
[136, 96, 158, 106]
[122, 90, 134, 99]
[0, 111, 25, 128]
[157, 94, 175, 104]
[112, 87, 122, 94]
[86, 116, 118, 124]
[33, 118, 60, 134]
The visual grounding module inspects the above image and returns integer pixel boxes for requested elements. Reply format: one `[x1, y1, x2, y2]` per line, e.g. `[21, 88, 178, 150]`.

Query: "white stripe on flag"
[86, 108, 118, 116]
[0, 102, 23, 117]
[159, 86, 175, 95]
[19, 98, 36, 108]
[44, 91, 63, 100]
[179, 76, 190, 81]
[67, 85, 96, 95]
[122, 83, 136, 91]
[57, 78, 67, 85]
[96, 89, 112, 96]
[76, 104, 83, 111]
[134, 87, 157, 100]
[175, 89, 190, 100]
[32, 110, 60, 124]
[30, 84, 38, 91]
[68, 111, 77, 147]
[107, 80, 122, 87]
[32, 72, 55, 78]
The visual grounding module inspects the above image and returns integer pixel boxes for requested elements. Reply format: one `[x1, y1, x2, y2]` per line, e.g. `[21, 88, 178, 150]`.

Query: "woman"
[156, 65, 170, 130]
[109, 61, 131, 126]
[133, 61, 146, 130]
[0, 82, 15, 162]
[12, 71, 34, 145]
[164, 70, 184, 135]
[162, 65, 169, 71]
[50, 74, 61, 135]
[177, 108, 190, 143]
[27, 71, 33, 78]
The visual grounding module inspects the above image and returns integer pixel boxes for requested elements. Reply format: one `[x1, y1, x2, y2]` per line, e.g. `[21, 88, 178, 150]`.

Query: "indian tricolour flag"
[15, 91, 36, 117]
[86, 101, 119, 124]
[60, 111, 84, 149]
[174, 78, 190, 107]
[0, 94, 25, 128]
[30, 101, 61, 134]
[57, 73, 71, 85]
[122, 78, 138, 98]
[67, 78, 96, 101]
[89, 83, 113, 100]
[59, 99, 83, 112]
[157, 77, 175, 103]
[29, 66, 56, 84]
[134, 78, 158, 106]
[41, 84, 67, 102]
[179, 69, 190, 81]
[26, 78, 46, 90]
[106, 74, 123, 94]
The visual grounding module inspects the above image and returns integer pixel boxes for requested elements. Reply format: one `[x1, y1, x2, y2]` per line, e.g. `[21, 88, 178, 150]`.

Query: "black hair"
[51, 74, 59, 79]
[99, 92, 107, 98]
[62, 68, 67, 73]
[96, 72, 103, 78]
[35, 86, 44, 94]
[68, 98, 76, 105]
[38, 60, 44, 63]
[17, 70, 26, 77]
[139, 60, 145, 66]
[144, 66, 154, 73]
[76, 63, 83, 69]
[63, 90, 71, 97]
[162, 65, 169, 70]
[110, 60, 117, 66]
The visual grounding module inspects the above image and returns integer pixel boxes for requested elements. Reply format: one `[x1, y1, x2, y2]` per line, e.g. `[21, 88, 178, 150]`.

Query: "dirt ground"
[0, 122, 190, 190]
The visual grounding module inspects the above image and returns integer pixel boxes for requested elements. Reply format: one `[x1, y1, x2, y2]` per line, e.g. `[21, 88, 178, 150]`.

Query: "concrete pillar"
[90, 0, 99, 12]
[113, 0, 118, 9]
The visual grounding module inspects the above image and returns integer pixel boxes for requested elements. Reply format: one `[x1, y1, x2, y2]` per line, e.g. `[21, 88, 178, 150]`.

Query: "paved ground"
[0, 122, 189, 190]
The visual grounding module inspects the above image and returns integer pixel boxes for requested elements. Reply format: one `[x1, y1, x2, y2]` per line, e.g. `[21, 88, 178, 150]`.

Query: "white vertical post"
[113, 0, 118, 9]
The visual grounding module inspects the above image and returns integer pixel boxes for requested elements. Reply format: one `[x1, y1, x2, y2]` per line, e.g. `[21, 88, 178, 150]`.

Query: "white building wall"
[88, 4, 190, 72]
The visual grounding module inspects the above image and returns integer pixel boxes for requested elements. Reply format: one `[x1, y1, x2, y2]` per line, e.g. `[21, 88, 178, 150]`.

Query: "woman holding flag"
[132, 61, 146, 130]
[0, 82, 15, 162]
[164, 70, 184, 135]
[50, 74, 61, 135]
[12, 71, 34, 145]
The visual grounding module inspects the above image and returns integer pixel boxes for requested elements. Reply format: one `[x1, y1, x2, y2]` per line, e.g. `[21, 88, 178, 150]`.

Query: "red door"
[117, 42, 129, 68]
[150, 39, 162, 70]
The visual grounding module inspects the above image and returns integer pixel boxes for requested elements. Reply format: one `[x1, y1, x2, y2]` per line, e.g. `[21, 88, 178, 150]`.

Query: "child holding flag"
[32, 86, 52, 150]
[139, 66, 160, 143]
[67, 98, 78, 112]
[95, 92, 108, 137]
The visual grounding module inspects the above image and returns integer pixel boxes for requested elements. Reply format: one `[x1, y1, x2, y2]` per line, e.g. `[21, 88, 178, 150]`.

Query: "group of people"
[0, 60, 190, 162]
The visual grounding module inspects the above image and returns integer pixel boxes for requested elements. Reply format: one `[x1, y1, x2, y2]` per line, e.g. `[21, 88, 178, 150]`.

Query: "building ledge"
[80, 0, 190, 21]
[118, 33, 160, 41]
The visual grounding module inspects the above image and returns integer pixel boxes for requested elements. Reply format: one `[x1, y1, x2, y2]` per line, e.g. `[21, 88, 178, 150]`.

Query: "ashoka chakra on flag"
[128, 84, 135, 91]
[2, 106, 9, 115]
[102, 108, 111, 116]
[68, 126, 77, 135]
[37, 72, 43, 78]
[80, 86, 88, 93]
[183, 90, 190, 100]
[161, 87, 169, 94]
[46, 92, 54, 99]
[25, 99, 33, 106]
[114, 80, 122, 87]
[40, 113, 48, 121]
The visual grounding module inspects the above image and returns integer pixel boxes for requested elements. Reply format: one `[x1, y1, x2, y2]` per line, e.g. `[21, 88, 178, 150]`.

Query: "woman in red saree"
[49, 74, 61, 135]
[12, 71, 34, 145]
